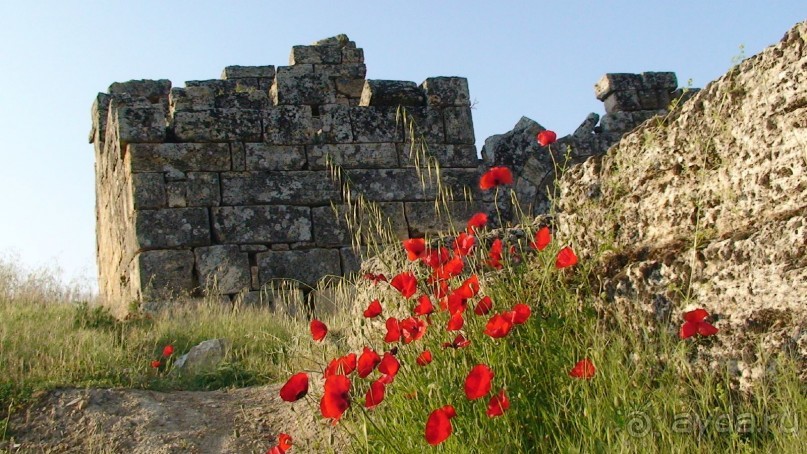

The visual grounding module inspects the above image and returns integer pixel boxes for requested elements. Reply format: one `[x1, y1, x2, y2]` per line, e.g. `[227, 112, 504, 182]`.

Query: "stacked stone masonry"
[90, 34, 692, 311]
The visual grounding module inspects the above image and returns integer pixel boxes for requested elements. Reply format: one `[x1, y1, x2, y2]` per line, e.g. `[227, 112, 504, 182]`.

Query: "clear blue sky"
[0, 1, 803, 291]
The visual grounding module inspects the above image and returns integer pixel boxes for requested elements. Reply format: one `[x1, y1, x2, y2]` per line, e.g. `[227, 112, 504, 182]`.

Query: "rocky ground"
[2, 384, 345, 453]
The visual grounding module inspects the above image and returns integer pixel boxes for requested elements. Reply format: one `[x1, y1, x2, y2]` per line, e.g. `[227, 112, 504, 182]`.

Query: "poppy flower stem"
[494, 186, 502, 228]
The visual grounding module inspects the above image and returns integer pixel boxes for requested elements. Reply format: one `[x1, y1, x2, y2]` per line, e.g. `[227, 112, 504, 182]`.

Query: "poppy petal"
[555, 246, 578, 269]
[486, 389, 510, 417]
[310, 319, 328, 341]
[279, 372, 309, 402]
[464, 364, 494, 400]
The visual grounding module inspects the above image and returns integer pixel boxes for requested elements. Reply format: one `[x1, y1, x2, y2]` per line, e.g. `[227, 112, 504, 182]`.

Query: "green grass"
[0, 260, 295, 436]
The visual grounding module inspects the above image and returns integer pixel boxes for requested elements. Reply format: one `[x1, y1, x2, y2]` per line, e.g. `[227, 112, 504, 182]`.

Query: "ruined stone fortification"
[90, 34, 689, 313]
[556, 21, 807, 382]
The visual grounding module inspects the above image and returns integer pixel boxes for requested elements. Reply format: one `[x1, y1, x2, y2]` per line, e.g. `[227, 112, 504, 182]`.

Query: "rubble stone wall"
[90, 34, 691, 312]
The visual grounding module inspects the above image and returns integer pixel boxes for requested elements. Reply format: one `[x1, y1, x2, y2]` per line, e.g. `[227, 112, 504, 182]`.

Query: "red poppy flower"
[364, 379, 386, 409]
[487, 238, 504, 269]
[464, 364, 494, 400]
[419, 246, 449, 269]
[466, 212, 488, 232]
[357, 347, 381, 378]
[378, 352, 400, 379]
[391, 272, 418, 299]
[267, 432, 293, 454]
[442, 334, 470, 349]
[162, 345, 174, 358]
[403, 238, 427, 261]
[536, 130, 557, 147]
[431, 280, 450, 299]
[416, 350, 433, 366]
[424, 405, 457, 446]
[384, 317, 401, 343]
[434, 257, 464, 281]
[363, 299, 382, 318]
[679, 308, 719, 339]
[530, 226, 551, 251]
[364, 273, 387, 284]
[474, 296, 493, 316]
[479, 166, 513, 190]
[310, 319, 328, 342]
[453, 232, 476, 256]
[400, 316, 428, 344]
[511, 303, 531, 324]
[569, 358, 596, 379]
[486, 389, 510, 417]
[447, 312, 464, 331]
[413, 295, 434, 316]
[446, 291, 468, 315]
[455, 275, 480, 299]
[320, 374, 351, 422]
[150, 360, 162, 369]
[555, 246, 578, 269]
[279, 372, 309, 402]
[324, 352, 357, 377]
[484, 313, 514, 338]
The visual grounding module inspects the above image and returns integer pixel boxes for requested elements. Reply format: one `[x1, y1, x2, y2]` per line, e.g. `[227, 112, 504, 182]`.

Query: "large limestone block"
[594, 73, 643, 100]
[349, 106, 402, 143]
[221, 65, 276, 80]
[257, 249, 342, 287]
[127, 143, 231, 173]
[130, 173, 166, 209]
[317, 104, 353, 143]
[308, 143, 398, 170]
[402, 106, 445, 143]
[399, 143, 479, 169]
[345, 168, 480, 202]
[421, 77, 471, 107]
[133, 249, 196, 297]
[244, 144, 307, 171]
[171, 109, 262, 142]
[312, 206, 352, 247]
[134, 208, 211, 249]
[289, 45, 342, 64]
[165, 172, 220, 207]
[108, 79, 171, 105]
[263, 106, 314, 144]
[359, 80, 425, 107]
[169, 86, 215, 112]
[220, 171, 341, 205]
[443, 107, 475, 144]
[271, 65, 335, 105]
[194, 245, 251, 294]
[211, 205, 312, 243]
[112, 103, 167, 144]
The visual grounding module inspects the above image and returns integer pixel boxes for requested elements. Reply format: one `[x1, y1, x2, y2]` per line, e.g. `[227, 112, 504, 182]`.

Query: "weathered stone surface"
[165, 172, 220, 207]
[359, 80, 425, 107]
[640, 72, 677, 91]
[308, 143, 398, 169]
[335, 78, 366, 98]
[271, 66, 335, 105]
[594, 73, 643, 100]
[89, 93, 111, 144]
[194, 245, 250, 294]
[133, 249, 195, 297]
[257, 249, 342, 287]
[421, 77, 470, 107]
[211, 206, 312, 243]
[244, 144, 307, 171]
[111, 102, 167, 144]
[350, 106, 402, 142]
[312, 205, 352, 247]
[405, 201, 480, 237]
[602, 90, 642, 113]
[130, 173, 166, 209]
[312, 34, 353, 47]
[290, 45, 342, 65]
[637, 89, 672, 110]
[231, 142, 246, 171]
[341, 47, 364, 64]
[399, 143, 479, 168]
[402, 106, 445, 143]
[235, 285, 306, 315]
[172, 339, 229, 375]
[558, 22, 807, 381]
[108, 79, 171, 106]
[263, 106, 314, 144]
[345, 168, 479, 201]
[171, 109, 262, 142]
[221, 65, 276, 80]
[315, 63, 367, 80]
[443, 107, 475, 144]
[169, 86, 215, 112]
[308, 285, 357, 317]
[127, 143, 231, 173]
[134, 208, 211, 249]
[316, 104, 353, 143]
[480, 116, 543, 168]
[599, 112, 636, 133]
[340, 247, 362, 275]
[220, 171, 340, 205]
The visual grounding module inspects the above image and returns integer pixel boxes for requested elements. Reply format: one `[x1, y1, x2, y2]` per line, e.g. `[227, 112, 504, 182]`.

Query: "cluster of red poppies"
[267, 129, 718, 451]
[149, 344, 174, 370]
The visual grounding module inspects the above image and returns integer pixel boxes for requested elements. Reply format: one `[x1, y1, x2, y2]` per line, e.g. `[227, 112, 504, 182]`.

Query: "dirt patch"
[2, 385, 347, 453]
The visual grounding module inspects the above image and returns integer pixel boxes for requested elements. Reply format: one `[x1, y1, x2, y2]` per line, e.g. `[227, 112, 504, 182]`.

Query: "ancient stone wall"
[90, 34, 691, 312]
